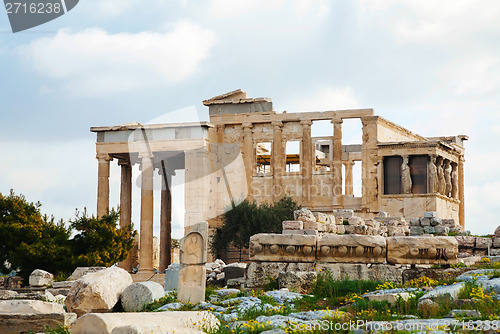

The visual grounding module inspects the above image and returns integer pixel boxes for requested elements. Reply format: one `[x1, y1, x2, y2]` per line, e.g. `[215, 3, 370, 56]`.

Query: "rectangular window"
[285, 141, 301, 173]
[384, 156, 402, 194]
[256, 142, 272, 175]
[410, 155, 428, 194]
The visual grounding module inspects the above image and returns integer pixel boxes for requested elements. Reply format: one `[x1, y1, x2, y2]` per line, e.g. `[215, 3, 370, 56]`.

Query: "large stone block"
[282, 220, 303, 230]
[493, 237, 500, 249]
[347, 216, 363, 226]
[249, 234, 317, 262]
[312, 212, 330, 224]
[455, 236, 476, 248]
[316, 263, 404, 284]
[387, 236, 458, 265]
[495, 226, 500, 238]
[278, 271, 318, 293]
[177, 264, 206, 304]
[317, 235, 386, 264]
[0, 313, 76, 334]
[303, 221, 326, 231]
[65, 267, 133, 316]
[245, 262, 315, 288]
[420, 218, 431, 226]
[70, 312, 219, 334]
[333, 209, 354, 219]
[409, 218, 421, 226]
[0, 300, 65, 314]
[29, 269, 53, 287]
[475, 237, 492, 250]
[121, 281, 165, 312]
[410, 226, 424, 236]
[293, 208, 316, 222]
[68, 267, 106, 281]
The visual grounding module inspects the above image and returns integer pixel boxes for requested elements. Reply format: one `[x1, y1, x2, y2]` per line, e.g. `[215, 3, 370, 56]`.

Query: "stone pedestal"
[177, 222, 208, 304]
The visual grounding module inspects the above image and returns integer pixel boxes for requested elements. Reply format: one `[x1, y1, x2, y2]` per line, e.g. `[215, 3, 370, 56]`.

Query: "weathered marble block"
[387, 236, 458, 265]
[282, 220, 303, 230]
[249, 233, 317, 262]
[316, 235, 386, 264]
[303, 221, 326, 231]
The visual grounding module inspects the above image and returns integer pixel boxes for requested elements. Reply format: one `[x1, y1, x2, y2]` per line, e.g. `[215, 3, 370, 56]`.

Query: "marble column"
[343, 160, 355, 195]
[242, 123, 254, 200]
[458, 156, 465, 229]
[300, 120, 313, 206]
[118, 158, 133, 272]
[139, 152, 155, 273]
[428, 154, 438, 194]
[159, 167, 173, 272]
[97, 153, 112, 217]
[332, 119, 343, 199]
[401, 155, 412, 194]
[272, 121, 284, 200]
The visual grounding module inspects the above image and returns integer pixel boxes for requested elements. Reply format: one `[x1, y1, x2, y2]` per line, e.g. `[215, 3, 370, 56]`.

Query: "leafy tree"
[70, 209, 136, 267]
[210, 196, 300, 257]
[0, 190, 136, 281]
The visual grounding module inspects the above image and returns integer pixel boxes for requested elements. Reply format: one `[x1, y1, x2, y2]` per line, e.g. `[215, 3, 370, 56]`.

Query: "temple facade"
[91, 89, 467, 271]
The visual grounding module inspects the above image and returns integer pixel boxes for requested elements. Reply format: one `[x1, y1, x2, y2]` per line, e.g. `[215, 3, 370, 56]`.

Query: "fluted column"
[272, 121, 284, 200]
[301, 120, 313, 206]
[344, 160, 355, 195]
[139, 152, 155, 273]
[242, 123, 253, 200]
[332, 119, 343, 201]
[458, 156, 465, 229]
[159, 167, 173, 272]
[97, 153, 112, 217]
[118, 158, 133, 272]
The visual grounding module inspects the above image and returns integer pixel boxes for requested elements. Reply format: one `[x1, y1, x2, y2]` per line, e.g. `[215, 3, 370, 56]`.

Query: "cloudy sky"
[0, 0, 499, 237]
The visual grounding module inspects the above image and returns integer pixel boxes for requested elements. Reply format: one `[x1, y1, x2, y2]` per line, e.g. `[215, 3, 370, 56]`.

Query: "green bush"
[210, 196, 299, 256]
[0, 190, 136, 281]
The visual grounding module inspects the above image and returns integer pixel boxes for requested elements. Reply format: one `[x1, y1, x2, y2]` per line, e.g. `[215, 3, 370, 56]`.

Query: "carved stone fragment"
[317, 235, 386, 264]
[249, 233, 317, 262]
[387, 236, 458, 265]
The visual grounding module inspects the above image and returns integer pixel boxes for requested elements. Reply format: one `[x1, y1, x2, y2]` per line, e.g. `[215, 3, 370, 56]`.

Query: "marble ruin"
[177, 221, 208, 304]
[91, 89, 467, 267]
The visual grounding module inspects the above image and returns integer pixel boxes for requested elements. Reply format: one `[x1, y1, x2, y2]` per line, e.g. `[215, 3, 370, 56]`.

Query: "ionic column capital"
[138, 152, 155, 160]
[271, 121, 283, 128]
[343, 160, 355, 167]
[331, 118, 343, 125]
[96, 153, 112, 162]
[242, 122, 253, 129]
[300, 120, 313, 127]
[117, 157, 131, 167]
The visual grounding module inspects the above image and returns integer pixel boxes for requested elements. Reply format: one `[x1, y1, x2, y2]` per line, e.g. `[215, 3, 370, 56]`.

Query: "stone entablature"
[249, 233, 458, 265]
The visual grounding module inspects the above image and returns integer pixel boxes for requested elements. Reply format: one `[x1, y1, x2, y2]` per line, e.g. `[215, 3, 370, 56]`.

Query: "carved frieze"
[249, 233, 317, 262]
[317, 235, 386, 264]
[386, 236, 458, 265]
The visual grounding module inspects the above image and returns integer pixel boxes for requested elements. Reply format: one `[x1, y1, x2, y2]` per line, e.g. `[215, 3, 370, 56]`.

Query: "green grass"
[141, 292, 177, 312]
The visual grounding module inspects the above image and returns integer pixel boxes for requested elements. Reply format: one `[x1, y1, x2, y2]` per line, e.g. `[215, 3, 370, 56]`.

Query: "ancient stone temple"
[91, 89, 467, 269]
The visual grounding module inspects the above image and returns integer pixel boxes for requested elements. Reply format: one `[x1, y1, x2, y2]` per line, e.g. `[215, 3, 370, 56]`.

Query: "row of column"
[96, 153, 172, 273]
[237, 119, 345, 206]
[398, 154, 460, 199]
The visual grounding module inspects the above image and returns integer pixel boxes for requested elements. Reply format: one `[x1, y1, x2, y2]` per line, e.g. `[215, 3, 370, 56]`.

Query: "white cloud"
[17, 21, 217, 97]
[443, 55, 500, 96]
[208, 0, 286, 18]
[293, 0, 329, 19]
[283, 86, 361, 112]
[0, 139, 96, 221]
[360, 0, 500, 45]
[77, 0, 141, 18]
